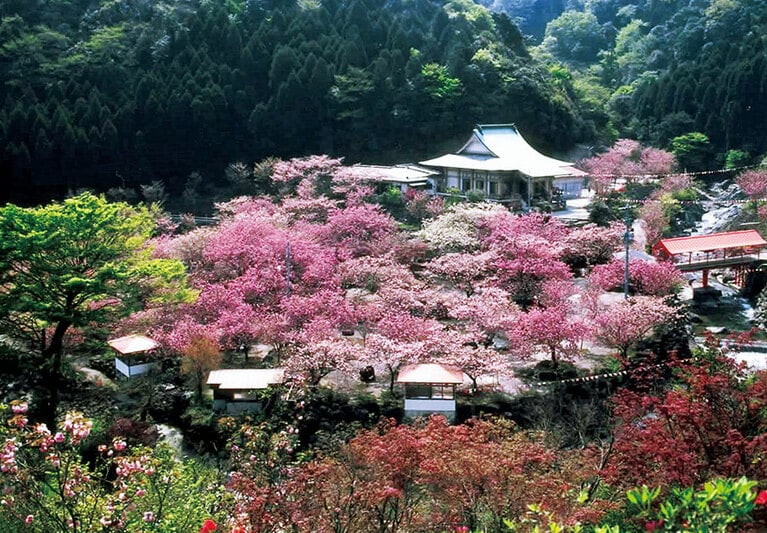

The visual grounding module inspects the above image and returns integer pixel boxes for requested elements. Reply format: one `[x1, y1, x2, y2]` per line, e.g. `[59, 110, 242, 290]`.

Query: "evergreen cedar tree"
[0, 193, 193, 429]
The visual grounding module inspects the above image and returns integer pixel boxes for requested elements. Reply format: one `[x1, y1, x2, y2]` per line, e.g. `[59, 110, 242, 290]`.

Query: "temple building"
[419, 124, 585, 207]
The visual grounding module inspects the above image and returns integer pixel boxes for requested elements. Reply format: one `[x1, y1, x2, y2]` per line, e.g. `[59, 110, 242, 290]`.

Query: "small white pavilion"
[420, 124, 585, 205]
[206, 368, 286, 414]
[396, 363, 465, 421]
[108, 334, 159, 378]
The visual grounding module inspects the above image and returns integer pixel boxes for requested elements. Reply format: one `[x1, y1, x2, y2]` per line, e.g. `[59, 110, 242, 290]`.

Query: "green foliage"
[670, 132, 712, 172]
[444, 186, 464, 209]
[725, 149, 750, 169]
[505, 478, 763, 532]
[419, 63, 463, 99]
[376, 186, 406, 219]
[611, 19, 650, 85]
[465, 188, 487, 203]
[626, 478, 759, 532]
[587, 193, 627, 226]
[0, 193, 193, 425]
[0, 193, 193, 334]
[541, 10, 607, 63]
[625, 485, 661, 516]
[0, 404, 229, 532]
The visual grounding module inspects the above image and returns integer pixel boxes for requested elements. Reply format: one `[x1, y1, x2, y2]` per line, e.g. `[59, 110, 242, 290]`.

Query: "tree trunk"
[41, 319, 71, 429]
[551, 346, 558, 371]
[195, 371, 204, 404]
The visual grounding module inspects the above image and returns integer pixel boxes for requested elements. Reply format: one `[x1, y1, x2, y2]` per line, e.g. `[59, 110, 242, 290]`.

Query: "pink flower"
[755, 490, 767, 506]
[143, 511, 155, 523]
[24, 515, 33, 524]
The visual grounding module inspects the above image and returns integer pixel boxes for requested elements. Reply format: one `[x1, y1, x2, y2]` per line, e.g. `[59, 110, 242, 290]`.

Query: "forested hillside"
[532, 0, 767, 165]
[0, 0, 591, 205]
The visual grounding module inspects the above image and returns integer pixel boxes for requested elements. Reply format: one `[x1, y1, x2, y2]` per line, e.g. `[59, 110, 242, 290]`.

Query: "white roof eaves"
[457, 129, 499, 157]
[420, 154, 580, 178]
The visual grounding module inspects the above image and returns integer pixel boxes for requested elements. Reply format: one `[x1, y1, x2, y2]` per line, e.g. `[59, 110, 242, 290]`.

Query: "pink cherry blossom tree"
[638, 199, 668, 249]
[579, 140, 676, 195]
[737, 169, 767, 219]
[313, 203, 401, 260]
[589, 259, 684, 296]
[737, 169, 767, 199]
[270, 155, 344, 197]
[363, 312, 445, 391]
[517, 282, 588, 368]
[424, 251, 496, 296]
[403, 188, 444, 223]
[480, 213, 572, 308]
[338, 255, 419, 294]
[439, 329, 515, 392]
[447, 285, 521, 348]
[590, 295, 679, 359]
[283, 317, 360, 385]
[559, 222, 624, 271]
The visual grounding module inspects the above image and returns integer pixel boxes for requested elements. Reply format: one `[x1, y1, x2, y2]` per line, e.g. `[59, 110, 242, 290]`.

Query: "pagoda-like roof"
[207, 368, 285, 390]
[420, 124, 585, 178]
[107, 334, 159, 355]
[653, 229, 767, 256]
[396, 363, 464, 384]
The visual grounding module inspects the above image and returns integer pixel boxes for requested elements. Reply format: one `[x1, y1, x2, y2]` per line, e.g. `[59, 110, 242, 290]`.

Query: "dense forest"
[0, 0, 596, 205]
[518, 0, 767, 167]
[3, 0, 766, 207]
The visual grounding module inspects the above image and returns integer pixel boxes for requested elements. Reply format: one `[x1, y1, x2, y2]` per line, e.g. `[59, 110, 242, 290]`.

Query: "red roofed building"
[652, 230, 767, 258]
[652, 229, 767, 287]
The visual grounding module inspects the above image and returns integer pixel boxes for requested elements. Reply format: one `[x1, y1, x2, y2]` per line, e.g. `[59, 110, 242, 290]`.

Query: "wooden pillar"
[702, 269, 709, 288]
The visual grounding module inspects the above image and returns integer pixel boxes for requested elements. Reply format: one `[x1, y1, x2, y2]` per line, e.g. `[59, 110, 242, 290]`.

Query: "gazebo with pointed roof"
[108, 334, 159, 378]
[396, 363, 465, 421]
